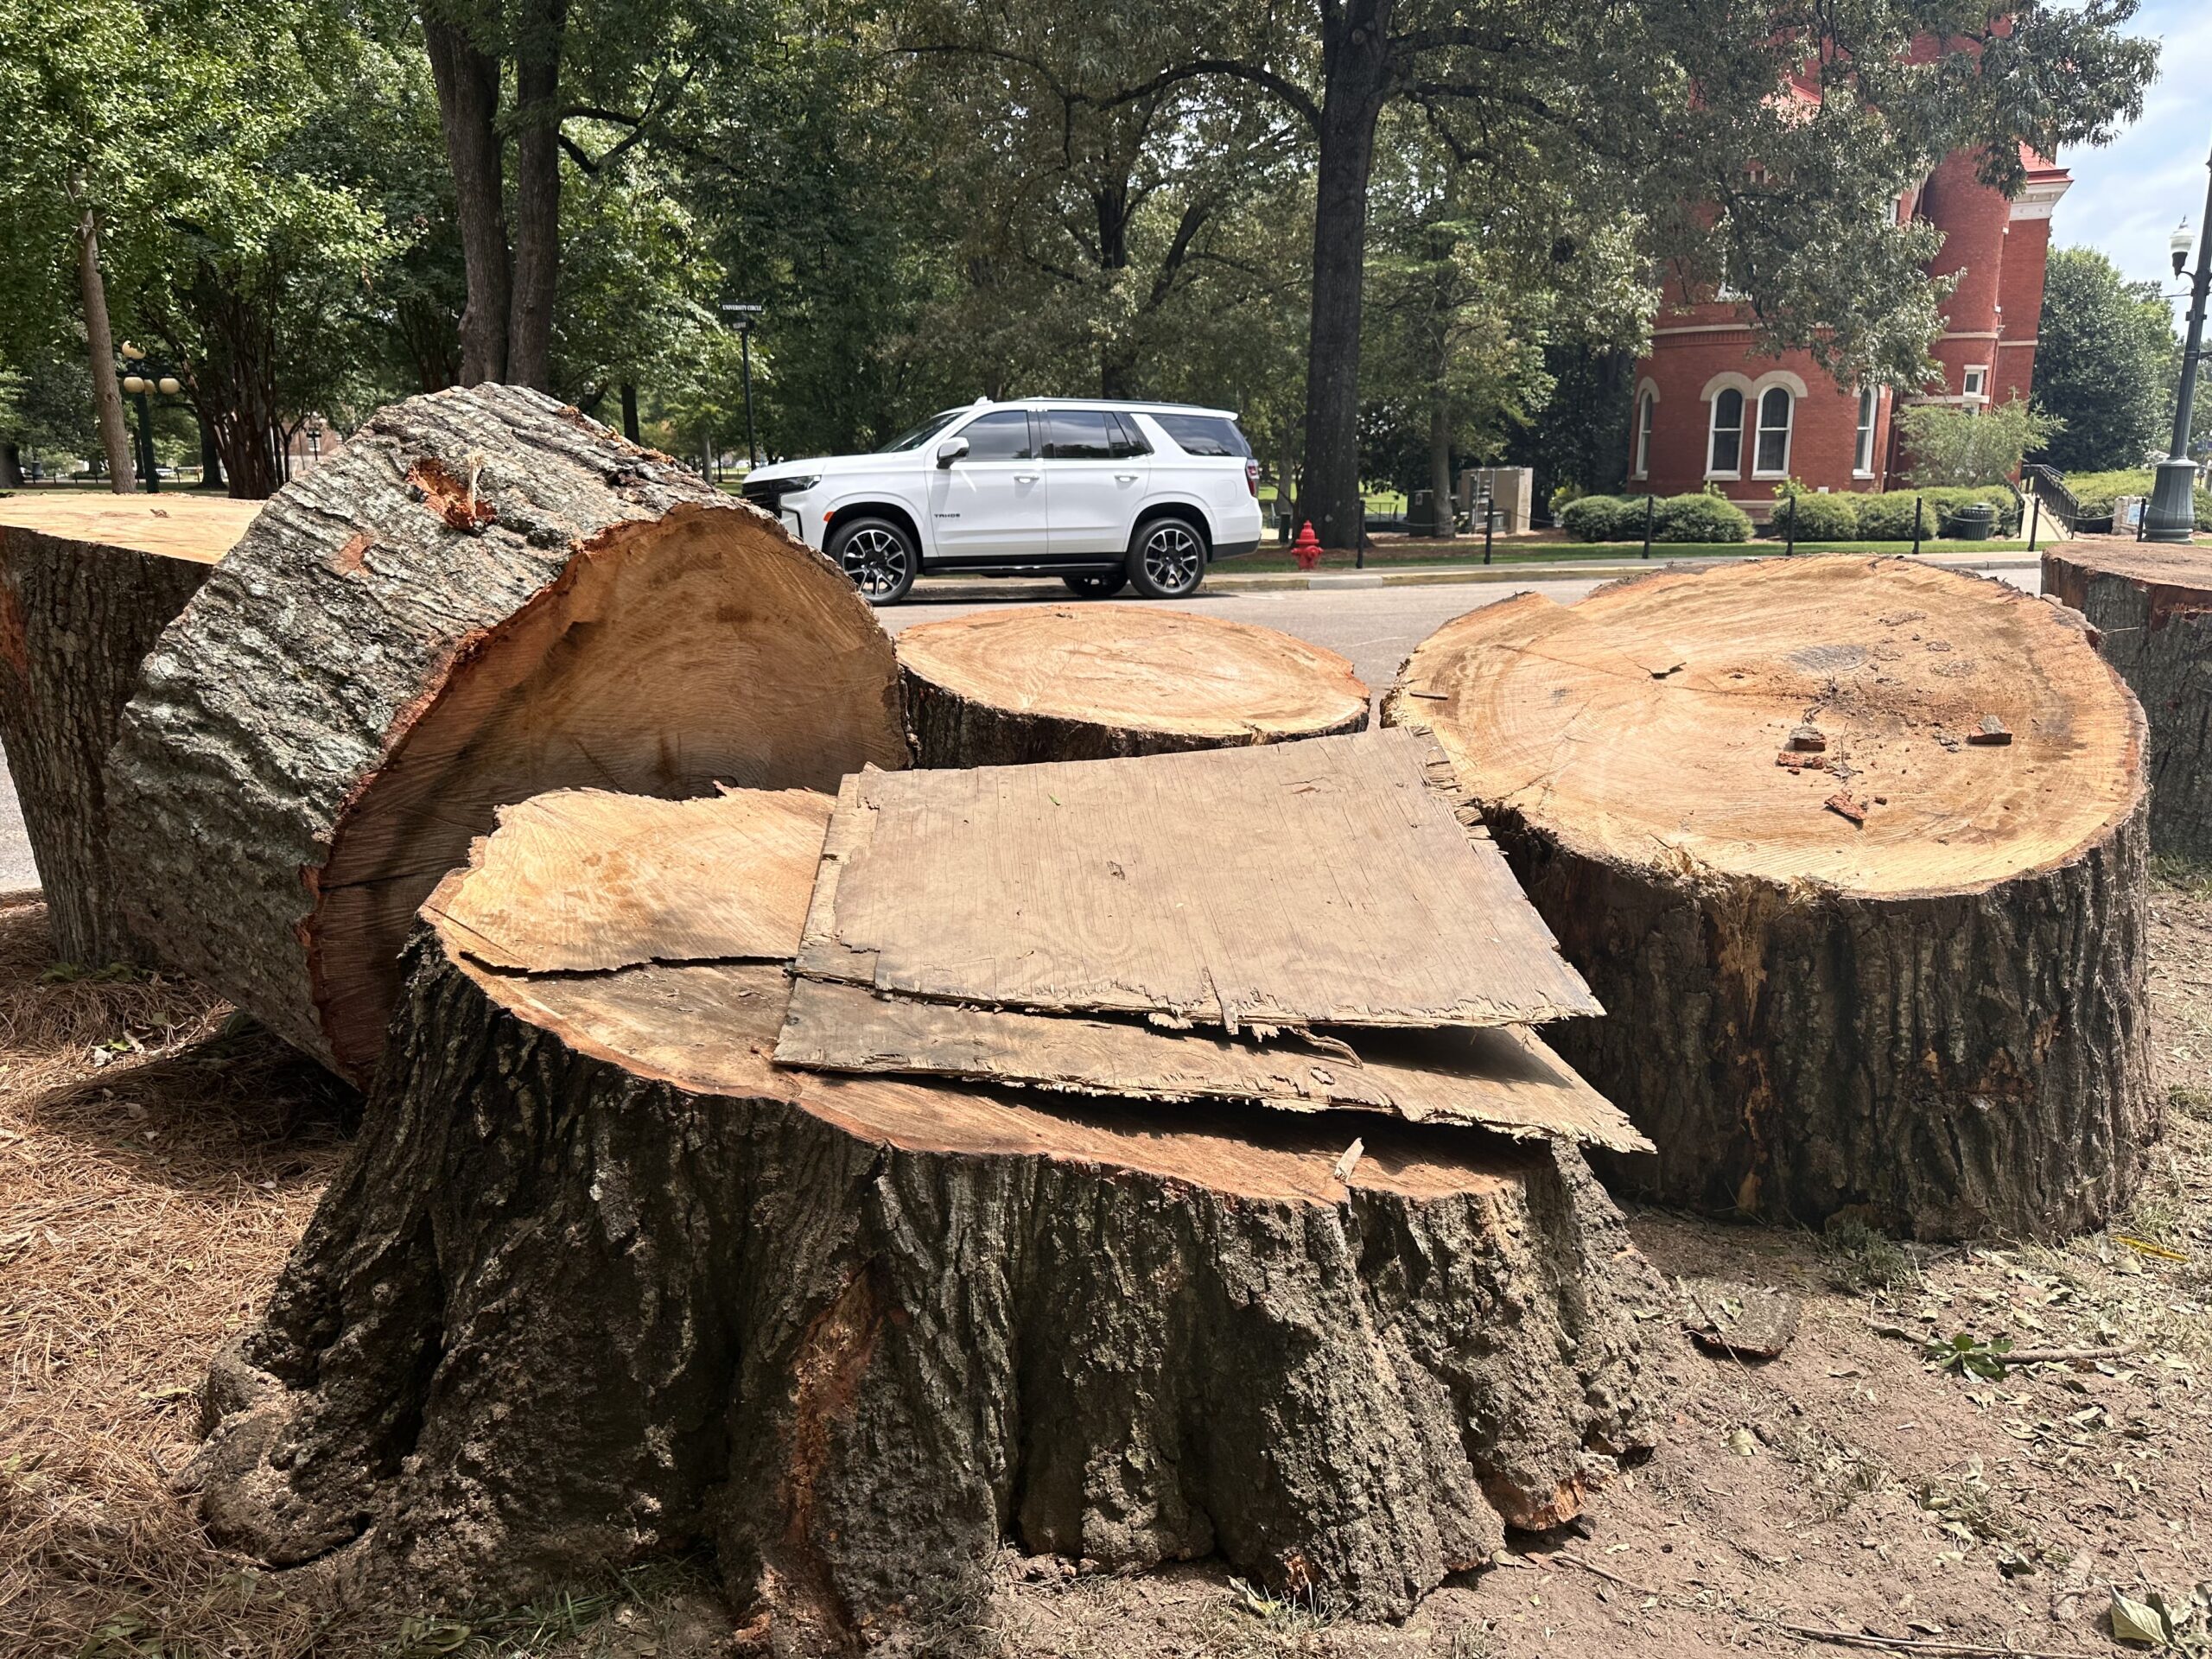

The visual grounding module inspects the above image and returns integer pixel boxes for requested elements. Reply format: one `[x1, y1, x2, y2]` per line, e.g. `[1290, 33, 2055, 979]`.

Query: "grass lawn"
[1224, 537, 2035, 573]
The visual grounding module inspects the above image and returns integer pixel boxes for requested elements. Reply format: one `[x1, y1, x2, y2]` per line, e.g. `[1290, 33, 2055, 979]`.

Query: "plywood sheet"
[776, 976, 1649, 1151]
[793, 729, 1599, 1029]
[422, 785, 833, 973]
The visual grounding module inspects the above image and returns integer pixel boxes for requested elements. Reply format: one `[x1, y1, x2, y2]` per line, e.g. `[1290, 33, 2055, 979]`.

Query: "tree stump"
[895, 603, 1369, 766]
[1386, 556, 2155, 1241]
[2042, 542, 2212, 861]
[0, 495, 256, 964]
[184, 785, 1664, 1641]
[105, 385, 908, 1084]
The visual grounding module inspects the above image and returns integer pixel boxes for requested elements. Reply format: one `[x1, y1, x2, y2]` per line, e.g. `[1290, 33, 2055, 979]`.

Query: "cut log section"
[182, 786, 1665, 1639]
[0, 495, 254, 963]
[795, 728, 1600, 1031]
[2043, 541, 2212, 861]
[105, 385, 907, 1083]
[1387, 556, 2155, 1241]
[895, 603, 1370, 766]
[776, 977, 1652, 1152]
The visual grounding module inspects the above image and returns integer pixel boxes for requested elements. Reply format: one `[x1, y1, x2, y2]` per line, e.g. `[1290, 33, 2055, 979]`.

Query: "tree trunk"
[423, 16, 510, 386]
[1427, 396, 1456, 539]
[1387, 556, 2156, 1241]
[620, 380, 640, 442]
[0, 497, 252, 962]
[196, 412, 226, 491]
[105, 384, 908, 1084]
[1278, 423, 1300, 539]
[72, 200, 137, 494]
[2043, 542, 2212, 861]
[0, 442, 22, 490]
[505, 0, 567, 391]
[181, 801, 1665, 1638]
[897, 604, 1369, 766]
[1298, 4, 1391, 553]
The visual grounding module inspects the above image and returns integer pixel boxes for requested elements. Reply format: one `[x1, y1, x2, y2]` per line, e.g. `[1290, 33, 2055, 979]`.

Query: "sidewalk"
[906, 547, 2043, 606]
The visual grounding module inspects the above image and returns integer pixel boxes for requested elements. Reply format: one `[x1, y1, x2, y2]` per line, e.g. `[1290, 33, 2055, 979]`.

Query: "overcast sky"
[2050, 0, 2212, 327]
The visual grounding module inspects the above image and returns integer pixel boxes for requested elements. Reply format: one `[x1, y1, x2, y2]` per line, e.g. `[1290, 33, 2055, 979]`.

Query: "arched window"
[1754, 386, 1793, 477]
[1853, 387, 1878, 476]
[1633, 390, 1656, 478]
[1707, 388, 1745, 476]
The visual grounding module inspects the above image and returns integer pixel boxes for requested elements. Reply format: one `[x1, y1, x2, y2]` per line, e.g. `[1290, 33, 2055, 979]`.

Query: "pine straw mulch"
[0, 891, 356, 1656]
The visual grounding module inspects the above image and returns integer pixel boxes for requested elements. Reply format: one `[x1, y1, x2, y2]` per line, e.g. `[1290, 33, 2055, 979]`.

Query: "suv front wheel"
[828, 516, 918, 606]
[1126, 515, 1206, 601]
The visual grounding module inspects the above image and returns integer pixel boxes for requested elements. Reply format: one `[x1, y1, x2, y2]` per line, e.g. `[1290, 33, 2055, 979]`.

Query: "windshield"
[875, 410, 964, 453]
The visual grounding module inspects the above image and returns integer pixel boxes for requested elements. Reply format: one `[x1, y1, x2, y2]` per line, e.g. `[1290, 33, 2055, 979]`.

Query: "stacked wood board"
[188, 729, 1664, 1637]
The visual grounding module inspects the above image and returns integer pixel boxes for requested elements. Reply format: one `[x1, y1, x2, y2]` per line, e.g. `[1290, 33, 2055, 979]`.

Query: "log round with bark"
[0, 495, 256, 964]
[1386, 556, 2155, 1241]
[183, 785, 1663, 1640]
[2043, 541, 2212, 861]
[105, 385, 908, 1084]
[895, 603, 1369, 766]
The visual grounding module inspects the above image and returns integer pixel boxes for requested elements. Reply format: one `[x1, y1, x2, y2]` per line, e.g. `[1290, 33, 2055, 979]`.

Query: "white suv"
[740, 398, 1265, 605]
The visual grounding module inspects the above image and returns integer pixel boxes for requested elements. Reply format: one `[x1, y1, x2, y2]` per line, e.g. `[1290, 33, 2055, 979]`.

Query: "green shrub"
[1768, 491, 1859, 540]
[1856, 486, 2019, 541]
[1560, 494, 1644, 542]
[2060, 467, 2212, 530]
[1654, 491, 1753, 543]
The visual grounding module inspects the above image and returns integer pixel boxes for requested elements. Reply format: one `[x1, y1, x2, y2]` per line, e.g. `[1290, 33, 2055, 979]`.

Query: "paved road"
[0, 565, 2040, 898]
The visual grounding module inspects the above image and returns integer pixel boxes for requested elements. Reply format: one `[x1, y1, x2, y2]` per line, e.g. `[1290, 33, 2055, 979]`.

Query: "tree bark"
[1428, 395, 1456, 539]
[196, 412, 226, 491]
[72, 200, 137, 494]
[1388, 556, 2157, 1241]
[505, 0, 568, 391]
[423, 16, 511, 386]
[0, 442, 22, 490]
[1299, 2, 1392, 553]
[2042, 542, 2212, 861]
[0, 498, 251, 962]
[620, 380, 640, 442]
[182, 921, 1665, 1637]
[105, 385, 908, 1084]
[896, 604, 1370, 766]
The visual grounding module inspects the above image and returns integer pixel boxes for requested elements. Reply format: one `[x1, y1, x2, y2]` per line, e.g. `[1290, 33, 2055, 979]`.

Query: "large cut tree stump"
[106, 385, 907, 1084]
[0, 495, 256, 964]
[2043, 542, 2212, 861]
[1387, 556, 2155, 1241]
[184, 785, 1663, 1642]
[895, 603, 1369, 766]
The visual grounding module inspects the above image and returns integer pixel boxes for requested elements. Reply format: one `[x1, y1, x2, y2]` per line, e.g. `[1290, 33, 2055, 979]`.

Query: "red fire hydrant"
[1292, 520, 1323, 572]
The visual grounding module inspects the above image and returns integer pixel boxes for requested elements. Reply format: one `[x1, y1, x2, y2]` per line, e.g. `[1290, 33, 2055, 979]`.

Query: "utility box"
[1459, 467, 1533, 534]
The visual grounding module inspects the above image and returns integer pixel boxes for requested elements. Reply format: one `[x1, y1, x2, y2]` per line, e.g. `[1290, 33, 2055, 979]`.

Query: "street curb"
[905, 552, 2041, 606]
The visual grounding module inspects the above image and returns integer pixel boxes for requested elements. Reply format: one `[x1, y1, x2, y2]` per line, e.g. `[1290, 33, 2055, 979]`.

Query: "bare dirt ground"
[3, 868, 2207, 1659]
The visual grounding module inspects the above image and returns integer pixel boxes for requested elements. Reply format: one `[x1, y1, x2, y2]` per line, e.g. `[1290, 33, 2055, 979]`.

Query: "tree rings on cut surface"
[106, 385, 907, 1083]
[2043, 541, 2212, 861]
[895, 603, 1369, 766]
[181, 781, 1664, 1637]
[0, 494, 254, 965]
[1388, 555, 2155, 1240]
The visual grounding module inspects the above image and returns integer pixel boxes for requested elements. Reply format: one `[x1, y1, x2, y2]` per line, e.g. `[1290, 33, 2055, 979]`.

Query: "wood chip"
[1967, 715, 2013, 746]
[1332, 1138, 1365, 1183]
[1823, 791, 1866, 825]
[1681, 1278, 1802, 1360]
[1787, 724, 1827, 753]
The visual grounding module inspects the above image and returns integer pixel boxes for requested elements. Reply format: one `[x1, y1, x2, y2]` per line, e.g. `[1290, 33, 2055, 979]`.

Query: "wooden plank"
[775, 976, 1650, 1152]
[422, 786, 833, 974]
[793, 729, 1600, 1030]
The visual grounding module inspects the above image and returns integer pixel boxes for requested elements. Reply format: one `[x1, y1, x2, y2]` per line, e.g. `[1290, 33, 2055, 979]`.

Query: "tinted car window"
[1045, 409, 1116, 461]
[957, 410, 1036, 461]
[1151, 413, 1251, 457]
[1109, 413, 1151, 458]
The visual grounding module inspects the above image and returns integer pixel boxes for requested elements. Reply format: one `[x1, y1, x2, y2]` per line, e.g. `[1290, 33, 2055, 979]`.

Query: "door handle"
[1013, 473, 1039, 483]
[1116, 473, 1139, 482]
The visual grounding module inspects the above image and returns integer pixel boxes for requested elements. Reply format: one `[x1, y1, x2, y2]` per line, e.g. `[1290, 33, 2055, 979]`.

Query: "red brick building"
[1627, 145, 2070, 514]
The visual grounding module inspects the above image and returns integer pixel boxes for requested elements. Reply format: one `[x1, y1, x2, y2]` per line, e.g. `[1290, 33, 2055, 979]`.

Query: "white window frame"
[1707, 388, 1745, 480]
[1632, 384, 1657, 479]
[1752, 386, 1794, 480]
[1961, 365, 1987, 403]
[1853, 386, 1878, 478]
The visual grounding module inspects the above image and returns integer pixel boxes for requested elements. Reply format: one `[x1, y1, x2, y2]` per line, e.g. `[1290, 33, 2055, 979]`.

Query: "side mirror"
[936, 436, 969, 468]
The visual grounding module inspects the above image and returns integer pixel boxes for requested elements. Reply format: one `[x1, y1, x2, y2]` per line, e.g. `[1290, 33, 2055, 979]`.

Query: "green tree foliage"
[2031, 246, 2177, 471]
[1896, 397, 2060, 486]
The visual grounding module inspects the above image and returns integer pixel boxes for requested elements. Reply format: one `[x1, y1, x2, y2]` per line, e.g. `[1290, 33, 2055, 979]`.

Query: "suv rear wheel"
[828, 516, 917, 606]
[1061, 571, 1128, 599]
[1126, 515, 1206, 601]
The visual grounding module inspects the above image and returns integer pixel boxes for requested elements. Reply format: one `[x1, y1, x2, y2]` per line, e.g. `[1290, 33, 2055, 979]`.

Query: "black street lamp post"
[2147, 137, 2212, 544]
[118, 341, 182, 494]
[721, 302, 762, 469]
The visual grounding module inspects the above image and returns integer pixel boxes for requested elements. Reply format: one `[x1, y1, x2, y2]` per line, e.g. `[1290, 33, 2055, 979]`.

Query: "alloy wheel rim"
[1142, 525, 1200, 592]
[842, 528, 908, 598]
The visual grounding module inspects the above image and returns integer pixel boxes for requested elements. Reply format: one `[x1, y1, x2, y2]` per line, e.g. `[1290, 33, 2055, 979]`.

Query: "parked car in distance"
[740, 397, 1264, 605]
